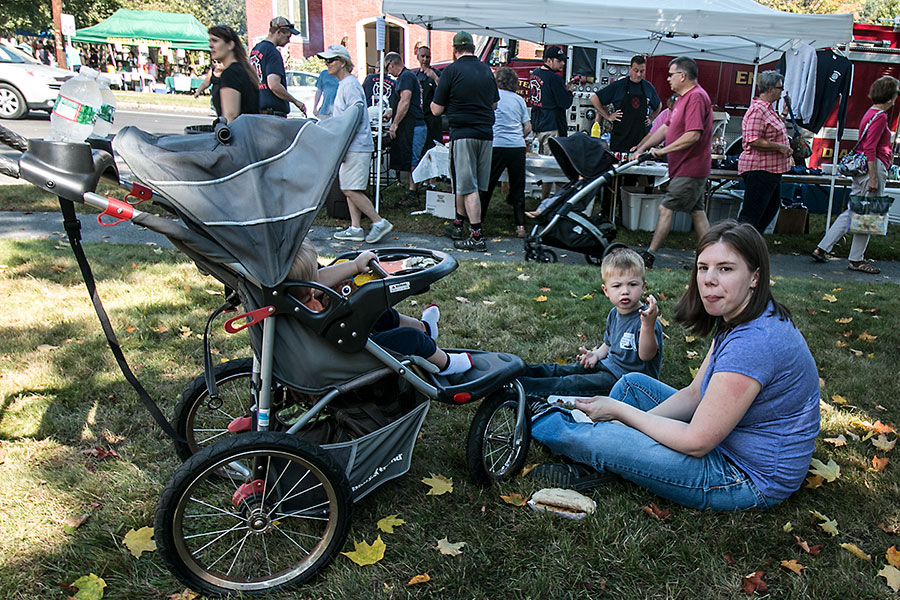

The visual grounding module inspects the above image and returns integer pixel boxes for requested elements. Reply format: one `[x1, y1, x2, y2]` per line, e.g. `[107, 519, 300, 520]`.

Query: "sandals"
[811, 248, 829, 263]
[848, 261, 880, 274]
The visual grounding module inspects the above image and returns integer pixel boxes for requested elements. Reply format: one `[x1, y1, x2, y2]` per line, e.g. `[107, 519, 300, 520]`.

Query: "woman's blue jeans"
[531, 372, 782, 511]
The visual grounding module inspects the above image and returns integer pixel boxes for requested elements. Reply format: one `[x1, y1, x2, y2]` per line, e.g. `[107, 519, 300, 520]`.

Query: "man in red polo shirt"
[632, 56, 712, 269]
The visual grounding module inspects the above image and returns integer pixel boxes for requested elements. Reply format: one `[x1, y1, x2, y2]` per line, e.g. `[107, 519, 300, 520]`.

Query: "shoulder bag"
[838, 110, 884, 177]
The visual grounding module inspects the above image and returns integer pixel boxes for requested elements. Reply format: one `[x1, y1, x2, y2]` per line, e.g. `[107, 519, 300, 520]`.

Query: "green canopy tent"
[72, 9, 208, 51]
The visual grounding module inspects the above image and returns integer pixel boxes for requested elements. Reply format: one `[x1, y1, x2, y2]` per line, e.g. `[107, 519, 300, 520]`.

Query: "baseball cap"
[453, 31, 474, 47]
[544, 46, 566, 61]
[318, 44, 351, 62]
[270, 16, 300, 35]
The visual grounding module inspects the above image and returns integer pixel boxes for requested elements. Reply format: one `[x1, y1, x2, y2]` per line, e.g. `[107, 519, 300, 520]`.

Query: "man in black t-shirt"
[385, 52, 427, 206]
[249, 16, 307, 117]
[414, 46, 442, 151]
[530, 46, 574, 199]
[362, 71, 394, 108]
[591, 55, 661, 152]
[431, 31, 499, 252]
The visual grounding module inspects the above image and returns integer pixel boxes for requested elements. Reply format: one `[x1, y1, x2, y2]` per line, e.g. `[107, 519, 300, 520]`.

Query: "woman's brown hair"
[674, 220, 791, 337]
[208, 25, 259, 88]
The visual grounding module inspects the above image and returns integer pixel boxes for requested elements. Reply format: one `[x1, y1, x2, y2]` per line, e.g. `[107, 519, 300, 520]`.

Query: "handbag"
[784, 97, 812, 164]
[838, 111, 884, 177]
[848, 195, 894, 236]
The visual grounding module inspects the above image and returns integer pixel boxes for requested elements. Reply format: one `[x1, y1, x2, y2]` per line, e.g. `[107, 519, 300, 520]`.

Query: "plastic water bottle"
[93, 75, 117, 138]
[590, 121, 602, 138]
[47, 66, 102, 143]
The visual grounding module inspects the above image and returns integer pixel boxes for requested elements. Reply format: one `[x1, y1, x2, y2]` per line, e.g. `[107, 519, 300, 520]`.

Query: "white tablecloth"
[411, 145, 571, 185]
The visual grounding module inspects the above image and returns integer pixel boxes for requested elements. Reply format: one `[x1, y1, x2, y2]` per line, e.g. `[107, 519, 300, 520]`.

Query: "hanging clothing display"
[777, 44, 817, 123]
[804, 50, 852, 138]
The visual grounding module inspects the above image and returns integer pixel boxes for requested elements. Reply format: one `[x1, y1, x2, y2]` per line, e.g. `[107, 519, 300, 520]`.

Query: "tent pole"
[375, 17, 386, 213]
[749, 45, 759, 104]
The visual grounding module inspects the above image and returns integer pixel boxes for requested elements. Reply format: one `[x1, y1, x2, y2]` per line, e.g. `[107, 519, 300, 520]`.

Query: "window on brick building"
[276, 0, 308, 39]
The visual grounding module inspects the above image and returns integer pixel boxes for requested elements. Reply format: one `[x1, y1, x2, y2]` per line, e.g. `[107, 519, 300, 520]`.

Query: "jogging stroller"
[524, 133, 641, 265]
[1, 109, 531, 596]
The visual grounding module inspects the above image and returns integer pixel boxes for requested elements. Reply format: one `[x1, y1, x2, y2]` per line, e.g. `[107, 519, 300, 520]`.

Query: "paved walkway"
[1, 210, 896, 284]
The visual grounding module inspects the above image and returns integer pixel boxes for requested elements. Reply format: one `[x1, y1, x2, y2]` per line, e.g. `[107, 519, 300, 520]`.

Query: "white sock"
[439, 352, 472, 376]
[421, 304, 439, 340]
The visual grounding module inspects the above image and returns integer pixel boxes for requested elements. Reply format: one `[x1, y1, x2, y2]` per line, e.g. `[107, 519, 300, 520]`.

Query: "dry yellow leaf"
[408, 573, 430, 586]
[123, 526, 156, 558]
[858, 332, 877, 342]
[849, 348, 863, 357]
[879, 565, 900, 592]
[684, 335, 695, 343]
[500, 493, 527, 506]
[805, 474, 824, 489]
[841, 543, 871, 561]
[533, 295, 548, 302]
[422, 474, 453, 496]
[834, 340, 848, 347]
[780, 559, 805, 575]
[819, 377, 825, 388]
[168, 591, 199, 600]
[658, 317, 670, 327]
[824, 434, 847, 447]
[831, 287, 842, 292]
[835, 317, 853, 324]
[810, 510, 839, 536]
[580, 293, 594, 300]
[539, 287, 551, 292]
[809, 457, 840, 482]
[872, 456, 889, 472]
[519, 463, 538, 478]
[823, 294, 838, 303]
[872, 435, 897, 452]
[36, 344, 59, 352]
[342, 536, 386, 566]
[886, 546, 900, 568]
[685, 350, 699, 359]
[831, 394, 848, 405]
[71, 573, 106, 600]
[689, 367, 699, 378]
[376, 514, 405, 534]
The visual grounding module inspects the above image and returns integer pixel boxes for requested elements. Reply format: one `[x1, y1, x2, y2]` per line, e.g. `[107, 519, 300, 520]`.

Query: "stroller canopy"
[113, 109, 363, 288]
[549, 133, 617, 181]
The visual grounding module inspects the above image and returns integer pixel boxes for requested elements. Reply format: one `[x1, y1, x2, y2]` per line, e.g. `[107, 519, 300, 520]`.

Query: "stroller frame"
[1, 113, 533, 596]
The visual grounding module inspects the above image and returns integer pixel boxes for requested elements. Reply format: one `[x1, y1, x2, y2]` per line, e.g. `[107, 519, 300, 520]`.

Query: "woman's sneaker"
[365, 219, 393, 243]
[528, 462, 616, 492]
[334, 226, 365, 241]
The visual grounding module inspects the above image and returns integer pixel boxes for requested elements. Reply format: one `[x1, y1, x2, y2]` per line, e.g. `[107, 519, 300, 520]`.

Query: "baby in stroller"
[288, 240, 474, 376]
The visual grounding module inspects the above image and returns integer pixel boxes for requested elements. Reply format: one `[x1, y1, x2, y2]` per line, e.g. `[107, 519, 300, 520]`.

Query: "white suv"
[0, 44, 73, 119]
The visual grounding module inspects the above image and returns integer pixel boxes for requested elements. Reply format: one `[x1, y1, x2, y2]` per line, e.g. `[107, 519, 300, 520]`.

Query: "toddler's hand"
[355, 250, 378, 272]
[640, 294, 658, 323]
[576, 346, 599, 369]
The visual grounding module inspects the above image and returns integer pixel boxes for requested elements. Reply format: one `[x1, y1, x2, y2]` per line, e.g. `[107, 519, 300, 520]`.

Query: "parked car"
[0, 44, 72, 119]
[284, 70, 318, 117]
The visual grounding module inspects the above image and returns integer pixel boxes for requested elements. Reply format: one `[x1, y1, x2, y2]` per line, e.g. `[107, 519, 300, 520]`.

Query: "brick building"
[245, 0, 456, 73]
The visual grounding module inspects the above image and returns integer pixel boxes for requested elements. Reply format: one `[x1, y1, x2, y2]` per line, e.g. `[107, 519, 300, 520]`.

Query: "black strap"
[203, 293, 240, 403]
[58, 197, 187, 442]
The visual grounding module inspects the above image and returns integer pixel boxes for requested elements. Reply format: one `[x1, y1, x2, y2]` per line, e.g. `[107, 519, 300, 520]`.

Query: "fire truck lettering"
[735, 71, 752, 85]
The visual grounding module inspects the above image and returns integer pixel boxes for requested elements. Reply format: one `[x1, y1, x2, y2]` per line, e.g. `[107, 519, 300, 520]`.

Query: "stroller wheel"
[156, 432, 352, 596]
[173, 358, 263, 461]
[466, 387, 532, 485]
[535, 248, 558, 263]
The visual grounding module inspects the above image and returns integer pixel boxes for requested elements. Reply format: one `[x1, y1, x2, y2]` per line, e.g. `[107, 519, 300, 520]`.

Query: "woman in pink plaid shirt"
[737, 71, 793, 233]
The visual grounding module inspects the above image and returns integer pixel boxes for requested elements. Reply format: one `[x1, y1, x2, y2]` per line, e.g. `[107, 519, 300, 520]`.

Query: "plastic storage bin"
[707, 191, 743, 223]
[621, 187, 691, 232]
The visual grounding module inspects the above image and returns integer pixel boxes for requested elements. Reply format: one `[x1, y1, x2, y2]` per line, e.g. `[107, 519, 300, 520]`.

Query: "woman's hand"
[574, 396, 621, 422]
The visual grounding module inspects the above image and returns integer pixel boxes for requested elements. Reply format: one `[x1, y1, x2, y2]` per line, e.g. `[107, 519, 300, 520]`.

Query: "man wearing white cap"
[319, 44, 393, 244]
[250, 16, 307, 117]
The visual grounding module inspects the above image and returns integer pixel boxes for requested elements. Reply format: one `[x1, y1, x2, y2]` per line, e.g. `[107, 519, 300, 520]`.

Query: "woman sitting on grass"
[531, 221, 820, 510]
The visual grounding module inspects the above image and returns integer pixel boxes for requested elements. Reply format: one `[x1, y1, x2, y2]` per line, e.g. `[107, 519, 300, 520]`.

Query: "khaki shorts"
[662, 176, 707, 212]
[339, 151, 371, 191]
[534, 130, 558, 155]
[449, 138, 492, 196]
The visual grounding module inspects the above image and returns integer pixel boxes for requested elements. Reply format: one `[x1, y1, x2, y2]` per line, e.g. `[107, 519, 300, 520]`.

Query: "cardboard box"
[620, 188, 692, 232]
[425, 190, 456, 219]
[773, 207, 809, 234]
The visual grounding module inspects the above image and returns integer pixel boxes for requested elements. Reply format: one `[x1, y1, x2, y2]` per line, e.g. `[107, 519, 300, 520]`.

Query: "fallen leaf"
[806, 308, 818, 315]
[125, 325, 137, 333]
[580, 293, 594, 300]
[880, 523, 900, 535]
[835, 317, 853, 324]
[684, 335, 696, 343]
[71, 573, 106, 600]
[742, 570, 767, 595]
[36, 344, 59, 352]
[879, 565, 900, 592]
[819, 377, 825, 388]
[810, 510, 839, 536]
[871, 456, 889, 472]
[805, 474, 825, 489]
[658, 317, 670, 327]
[724, 552, 736, 565]
[82, 447, 119, 460]
[500, 493, 527, 506]
[123, 527, 156, 558]
[407, 573, 430, 586]
[858, 332, 877, 342]
[455, 296, 472, 304]
[780, 559, 805, 575]
[823, 294, 838, 303]
[809, 457, 840, 482]
[689, 367, 699, 378]
[516, 273, 531, 281]
[168, 591, 199, 600]
[874, 421, 896, 434]
[782, 522, 793, 533]
[849, 348, 863, 357]
[50, 265, 67, 273]
[152, 325, 169, 333]
[831, 287, 842, 292]
[539, 287, 551, 292]
[519, 463, 538, 478]
[685, 350, 699, 359]
[641, 503, 671, 521]
[824, 434, 847, 447]
[422, 474, 453, 496]
[835, 340, 848, 347]
[533, 295, 548, 302]
[887, 547, 900, 568]
[867, 353, 875, 359]
[872, 435, 897, 452]
[63, 513, 90, 533]
[482, 300, 495, 306]
[794, 535, 822, 556]
[376, 514, 405, 534]
[830, 395, 848, 406]
[435, 537, 466, 556]
[841, 543, 871, 561]
[341, 536, 386, 566]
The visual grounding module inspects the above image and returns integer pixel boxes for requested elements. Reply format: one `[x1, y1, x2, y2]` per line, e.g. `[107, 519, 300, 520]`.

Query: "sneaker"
[365, 219, 393, 243]
[443, 223, 466, 240]
[526, 394, 556, 421]
[638, 249, 655, 269]
[454, 235, 487, 252]
[528, 462, 616, 493]
[334, 226, 365, 242]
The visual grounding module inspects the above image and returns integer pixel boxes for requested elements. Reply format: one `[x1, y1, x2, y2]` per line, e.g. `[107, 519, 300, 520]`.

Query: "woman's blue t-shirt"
[700, 303, 820, 499]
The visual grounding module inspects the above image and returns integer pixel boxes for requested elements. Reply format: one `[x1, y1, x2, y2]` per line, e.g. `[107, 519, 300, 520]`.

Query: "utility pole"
[51, 0, 67, 68]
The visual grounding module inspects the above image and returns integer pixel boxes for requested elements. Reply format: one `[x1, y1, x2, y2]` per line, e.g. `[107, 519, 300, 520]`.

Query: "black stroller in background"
[0, 110, 531, 596]
[524, 133, 645, 265]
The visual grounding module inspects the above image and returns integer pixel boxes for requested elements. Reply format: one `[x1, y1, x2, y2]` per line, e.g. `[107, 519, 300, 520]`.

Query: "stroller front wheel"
[155, 432, 352, 596]
[466, 386, 532, 485]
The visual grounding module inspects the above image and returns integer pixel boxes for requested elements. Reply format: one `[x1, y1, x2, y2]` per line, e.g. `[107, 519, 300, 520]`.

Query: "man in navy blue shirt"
[530, 46, 574, 199]
[385, 52, 427, 207]
[249, 16, 307, 117]
[591, 55, 661, 152]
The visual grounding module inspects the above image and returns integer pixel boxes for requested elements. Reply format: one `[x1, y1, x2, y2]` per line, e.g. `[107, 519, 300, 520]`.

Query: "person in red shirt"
[737, 71, 793, 233]
[812, 76, 899, 274]
[633, 57, 713, 269]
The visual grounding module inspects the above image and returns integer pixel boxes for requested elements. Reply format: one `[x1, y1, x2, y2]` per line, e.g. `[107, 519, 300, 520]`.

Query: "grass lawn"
[112, 91, 213, 112]
[1, 239, 898, 599]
